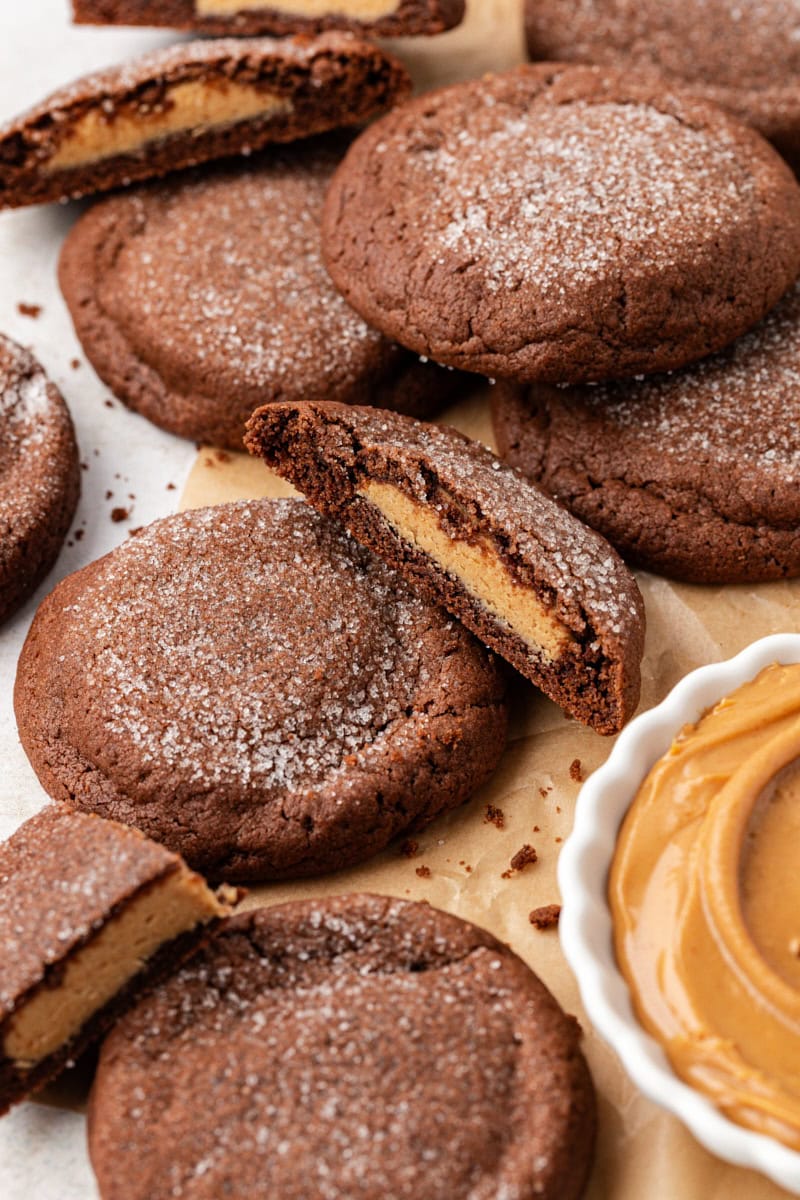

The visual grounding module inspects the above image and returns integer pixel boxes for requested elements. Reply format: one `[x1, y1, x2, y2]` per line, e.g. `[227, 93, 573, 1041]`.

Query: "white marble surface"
[0, 4, 198, 1193]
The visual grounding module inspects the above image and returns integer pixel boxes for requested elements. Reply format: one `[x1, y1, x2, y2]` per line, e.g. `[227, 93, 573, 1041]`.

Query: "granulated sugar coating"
[14, 499, 508, 881]
[492, 281, 800, 583]
[322, 64, 800, 385]
[89, 895, 596, 1200]
[0, 335, 80, 623]
[58, 138, 459, 451]
[524, 0, 800, 165]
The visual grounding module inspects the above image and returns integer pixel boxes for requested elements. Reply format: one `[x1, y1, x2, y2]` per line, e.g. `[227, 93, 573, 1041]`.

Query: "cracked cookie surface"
[492, 279, 800, 583]
[322, 63, 800, 385]
[14, 498, 508, 880]
[89, 894, 596, 1200]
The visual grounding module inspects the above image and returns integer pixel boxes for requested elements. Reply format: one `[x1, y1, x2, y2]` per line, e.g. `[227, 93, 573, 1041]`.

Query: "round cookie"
[491, 280, 800, 584]
[322, 64, 800, 386]
[88, 895, 596, 1200]
[0, 335, 80, 624]
[58, 138, 463, 451]
[524, 0, 800, 169]
[15, 498, 508, 880]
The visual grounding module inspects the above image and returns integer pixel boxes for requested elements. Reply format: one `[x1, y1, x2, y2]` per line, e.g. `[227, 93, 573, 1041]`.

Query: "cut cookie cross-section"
[0, 33, 410, 209]
[245, 402, 645, 734]
[0, 806, 232, 1115]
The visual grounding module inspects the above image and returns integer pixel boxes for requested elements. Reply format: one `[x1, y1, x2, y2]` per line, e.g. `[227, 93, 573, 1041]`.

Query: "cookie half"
[0, 806, 231, 1115]
[524, 0, 800, 168]
[72, 0, 465, 37]
[15, 499, 508, 881]
[245, 402, 645, 734]
[59, 139, 462, 450]
[492, 279, 800, 585]
[322, 63, 800, 386]
[0, 335, 80, 624]
[89, 895, 596, 1200]
[0, 35, 410, 210]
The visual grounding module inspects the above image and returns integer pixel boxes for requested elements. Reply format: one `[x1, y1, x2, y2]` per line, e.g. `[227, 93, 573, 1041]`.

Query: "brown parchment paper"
[177, 6, 800, 1196]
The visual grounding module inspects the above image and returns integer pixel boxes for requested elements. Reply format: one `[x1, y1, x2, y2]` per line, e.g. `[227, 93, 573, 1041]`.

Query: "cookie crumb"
[415, 865, 431, 879]
[484, 804, 505, 829]
[128, 526, 144, 537]
[166, 482, 176, 491]
[529, 904, 561, 930]
[17, 302, 41, 318]
[71, 358, 81, 370]
[569, 758, 583, 783]
[104, 398, 114, 409]
[74, 529, 84, 542]
[110, 506, 129, 523]
[400, 838, 419, 859]
[215, 449, 232, 463]
[502, 844, 538, 877]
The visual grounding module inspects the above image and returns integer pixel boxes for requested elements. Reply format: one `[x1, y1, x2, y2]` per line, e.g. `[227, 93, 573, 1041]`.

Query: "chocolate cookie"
[246, 402, 644, 733]
[524, 0, 800, 168]
[322, 64, 800, 386]
[0, 336, 80, 624]
[72, 0, 465, 37]
[89, 895, 596, 1200]
[59, 139, 462, 450]
[15, 499, 508, 881]
[0, 806, 230, 1115]
[0, 35, 410, 210]
[491, 279, 800, 584]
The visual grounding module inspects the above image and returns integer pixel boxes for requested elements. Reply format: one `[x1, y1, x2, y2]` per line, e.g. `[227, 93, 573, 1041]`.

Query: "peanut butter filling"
[359, 480, 574, 662]
[4, 864, 225, 1068]
[610, 662, 800, 1150]
[196, 0, 401, 16]
[47, 81, 292, 172]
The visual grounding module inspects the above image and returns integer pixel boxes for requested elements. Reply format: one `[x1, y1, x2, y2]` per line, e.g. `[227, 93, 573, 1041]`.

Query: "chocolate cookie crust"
[524, 0, 800, 168]
[246, 402, 644, 733]
[59, 140, 460, 450]
[0, 34, 410, 210]
[72, 0, 465, 38]
[15, 499, 508, 881]
[0, 807, 228, 1114]
[0, 335, 79, 624]
[89, 895, 596, 1200]
[322, 64, 800, 386]
[492, 280, 800, 585]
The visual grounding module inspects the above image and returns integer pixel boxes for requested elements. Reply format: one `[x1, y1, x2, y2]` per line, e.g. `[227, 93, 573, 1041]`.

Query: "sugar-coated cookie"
[322, 64, 800, 386]
[59, 140, 462, 449]
[0, 806, 229, 1114]
[246, 402, 645, 734]
[492, 281, 800, 584]
[0, 335, 79, 624]
[0, 35, 410, 209]
[15, 499, 508, 880]
[89, 895, 596, 1200]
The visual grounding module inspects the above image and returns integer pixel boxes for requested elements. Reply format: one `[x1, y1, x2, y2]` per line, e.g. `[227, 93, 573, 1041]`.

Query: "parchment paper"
[181, 397, 800, 1195]
[4, 2, 798, 1196]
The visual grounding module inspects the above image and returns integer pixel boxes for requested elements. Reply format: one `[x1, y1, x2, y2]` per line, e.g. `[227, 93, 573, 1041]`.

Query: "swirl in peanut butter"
[610, 662, 800, 1149]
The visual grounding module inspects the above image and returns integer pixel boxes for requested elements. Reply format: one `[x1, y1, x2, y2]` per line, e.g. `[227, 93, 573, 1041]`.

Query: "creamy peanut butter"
[359, 480, 574, 662]
[610, 662, 800, 1149]
[196, 0, 400, 16]
[4, 864, 225, 1067]
[47, 81, 291, 172]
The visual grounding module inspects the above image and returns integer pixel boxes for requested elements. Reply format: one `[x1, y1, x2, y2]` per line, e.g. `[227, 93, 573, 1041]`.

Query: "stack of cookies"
[2, 0, 800, 1196]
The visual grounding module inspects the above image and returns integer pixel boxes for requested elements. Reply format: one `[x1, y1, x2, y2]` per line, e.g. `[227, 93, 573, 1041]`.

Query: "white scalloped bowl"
[558, 633, 800, 1193]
